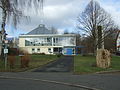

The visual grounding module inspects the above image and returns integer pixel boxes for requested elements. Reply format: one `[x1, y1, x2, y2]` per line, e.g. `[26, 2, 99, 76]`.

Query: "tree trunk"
[1, 9, 7, 31]
[0, 9, 7, 55]
[97, 26, 102, 49]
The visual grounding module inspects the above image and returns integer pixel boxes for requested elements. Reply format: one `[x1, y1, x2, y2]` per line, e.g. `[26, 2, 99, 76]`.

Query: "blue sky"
[0, 0, 120, 37]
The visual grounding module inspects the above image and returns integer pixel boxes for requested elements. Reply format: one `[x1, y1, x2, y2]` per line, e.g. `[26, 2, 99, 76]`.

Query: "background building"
[117, 31, 120, 51]
[19, 24, 76, 55]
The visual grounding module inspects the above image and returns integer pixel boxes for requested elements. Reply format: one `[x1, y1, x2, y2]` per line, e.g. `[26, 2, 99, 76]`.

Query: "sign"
[4, 49, 8, 54]
[4, 40, 8, 44]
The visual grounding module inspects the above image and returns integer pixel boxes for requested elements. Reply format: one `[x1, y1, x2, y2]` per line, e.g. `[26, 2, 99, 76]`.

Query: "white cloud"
[1, 0, 120, 36]
[14, 0, 89, 34]
[99, 0, 120, 28]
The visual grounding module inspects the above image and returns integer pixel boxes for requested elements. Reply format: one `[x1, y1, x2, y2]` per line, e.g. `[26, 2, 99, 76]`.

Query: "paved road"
[0, 78, 85, 90]
[33, 56, 73, 72]
[0, 72, 120, 90]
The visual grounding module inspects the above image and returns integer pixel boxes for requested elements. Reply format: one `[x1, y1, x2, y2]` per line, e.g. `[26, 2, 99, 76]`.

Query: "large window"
[25, 36, 76, 46]
[25, 37, 52, 46]
[53, 48, 62, 53]
[53, 36, 76, 46]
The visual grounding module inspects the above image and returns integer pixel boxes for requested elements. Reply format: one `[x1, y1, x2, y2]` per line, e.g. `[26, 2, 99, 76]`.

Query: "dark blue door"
[66, 48, 73, 55]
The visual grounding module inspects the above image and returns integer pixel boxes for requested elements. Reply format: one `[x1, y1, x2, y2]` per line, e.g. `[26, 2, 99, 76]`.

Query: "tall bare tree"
[51, 26, 58, 34]
[77, 0, 116, 53]
[0, 0, 43, 55]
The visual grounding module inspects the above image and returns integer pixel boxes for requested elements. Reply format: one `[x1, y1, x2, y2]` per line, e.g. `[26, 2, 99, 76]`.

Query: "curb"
[95, 70, 120, 74]
[0, 76, 100, 90]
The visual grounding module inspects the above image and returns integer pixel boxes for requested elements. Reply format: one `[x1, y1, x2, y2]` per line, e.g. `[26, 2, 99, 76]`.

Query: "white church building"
[19, 24, 76, 55]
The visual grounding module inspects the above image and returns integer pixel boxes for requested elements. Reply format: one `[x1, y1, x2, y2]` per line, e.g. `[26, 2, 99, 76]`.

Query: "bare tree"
[51, 26, 58, 34]
[0, 0, 43, 55]
[77, 0, 117, 53]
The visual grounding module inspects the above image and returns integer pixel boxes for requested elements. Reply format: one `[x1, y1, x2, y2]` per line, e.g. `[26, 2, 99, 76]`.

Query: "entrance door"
[66, 48, 73, 55]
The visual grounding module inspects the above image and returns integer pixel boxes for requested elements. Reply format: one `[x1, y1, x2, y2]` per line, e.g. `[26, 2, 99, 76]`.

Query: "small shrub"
[57, 53, 63, 57]
[8, 55, 16, 69]
[20, 52, 31, 68]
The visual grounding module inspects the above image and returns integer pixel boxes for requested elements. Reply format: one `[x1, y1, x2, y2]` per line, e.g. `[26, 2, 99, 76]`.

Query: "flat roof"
[19, 34, 76, 38]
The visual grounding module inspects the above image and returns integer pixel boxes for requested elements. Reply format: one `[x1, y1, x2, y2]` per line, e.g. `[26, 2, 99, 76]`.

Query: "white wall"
[117, 33, 120, 51]
[19, 47, 53, 54]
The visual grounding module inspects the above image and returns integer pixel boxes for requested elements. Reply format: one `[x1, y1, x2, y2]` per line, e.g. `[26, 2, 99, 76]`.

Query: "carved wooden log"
[96, 49, 111, 68]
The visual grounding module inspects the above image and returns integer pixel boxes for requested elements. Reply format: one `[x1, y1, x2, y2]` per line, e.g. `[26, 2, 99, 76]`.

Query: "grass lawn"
[0, 55, 61, 72]
[74, 55, 120, 74]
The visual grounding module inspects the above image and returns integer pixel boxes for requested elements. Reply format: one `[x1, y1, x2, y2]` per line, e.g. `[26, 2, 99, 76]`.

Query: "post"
[4, 40, 8, 69]
[97, 26, 102, 49]
[5, 53, 7, 69]
[97, 26, 104, 49]
[52, 37, 54, 46]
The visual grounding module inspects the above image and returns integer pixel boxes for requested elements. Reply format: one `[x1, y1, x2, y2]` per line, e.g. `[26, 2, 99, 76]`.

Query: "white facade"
[19, 34, 76, 54]
[117, 32, 120, 51]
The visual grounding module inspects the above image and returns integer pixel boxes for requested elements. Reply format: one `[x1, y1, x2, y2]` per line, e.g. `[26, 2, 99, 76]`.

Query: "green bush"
[57, 53, 63, 57]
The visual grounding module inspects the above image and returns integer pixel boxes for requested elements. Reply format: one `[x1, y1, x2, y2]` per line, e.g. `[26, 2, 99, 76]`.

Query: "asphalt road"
[33, 56, 73, 72]
[0, 78, 85, 90]
[0, 72, 120, 90]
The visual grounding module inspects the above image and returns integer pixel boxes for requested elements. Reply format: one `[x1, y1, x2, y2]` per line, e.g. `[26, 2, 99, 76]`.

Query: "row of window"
[31, 48, 51, 53]
[31, 48, 75, 54]
[25, 37, 75, 46]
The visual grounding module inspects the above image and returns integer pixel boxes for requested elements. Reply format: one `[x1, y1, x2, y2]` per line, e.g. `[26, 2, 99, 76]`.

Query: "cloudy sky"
[1, 0, 120, 37]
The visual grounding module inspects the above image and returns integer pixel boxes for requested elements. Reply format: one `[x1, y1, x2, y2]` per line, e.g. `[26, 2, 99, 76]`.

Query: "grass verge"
[0, 55, 61, 72]
[74, 55, 120, 74]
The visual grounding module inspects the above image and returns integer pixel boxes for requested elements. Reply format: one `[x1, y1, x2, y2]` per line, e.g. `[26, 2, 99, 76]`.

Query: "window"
[48, 48, 51, 53]
[47, 37, 51, 42]
[56, 38, 58, 43]
[53, 38, 55, 43]
[32, 48, 35, 53]
[37, 48, 40, 52]
[48, 48, 51, 51]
